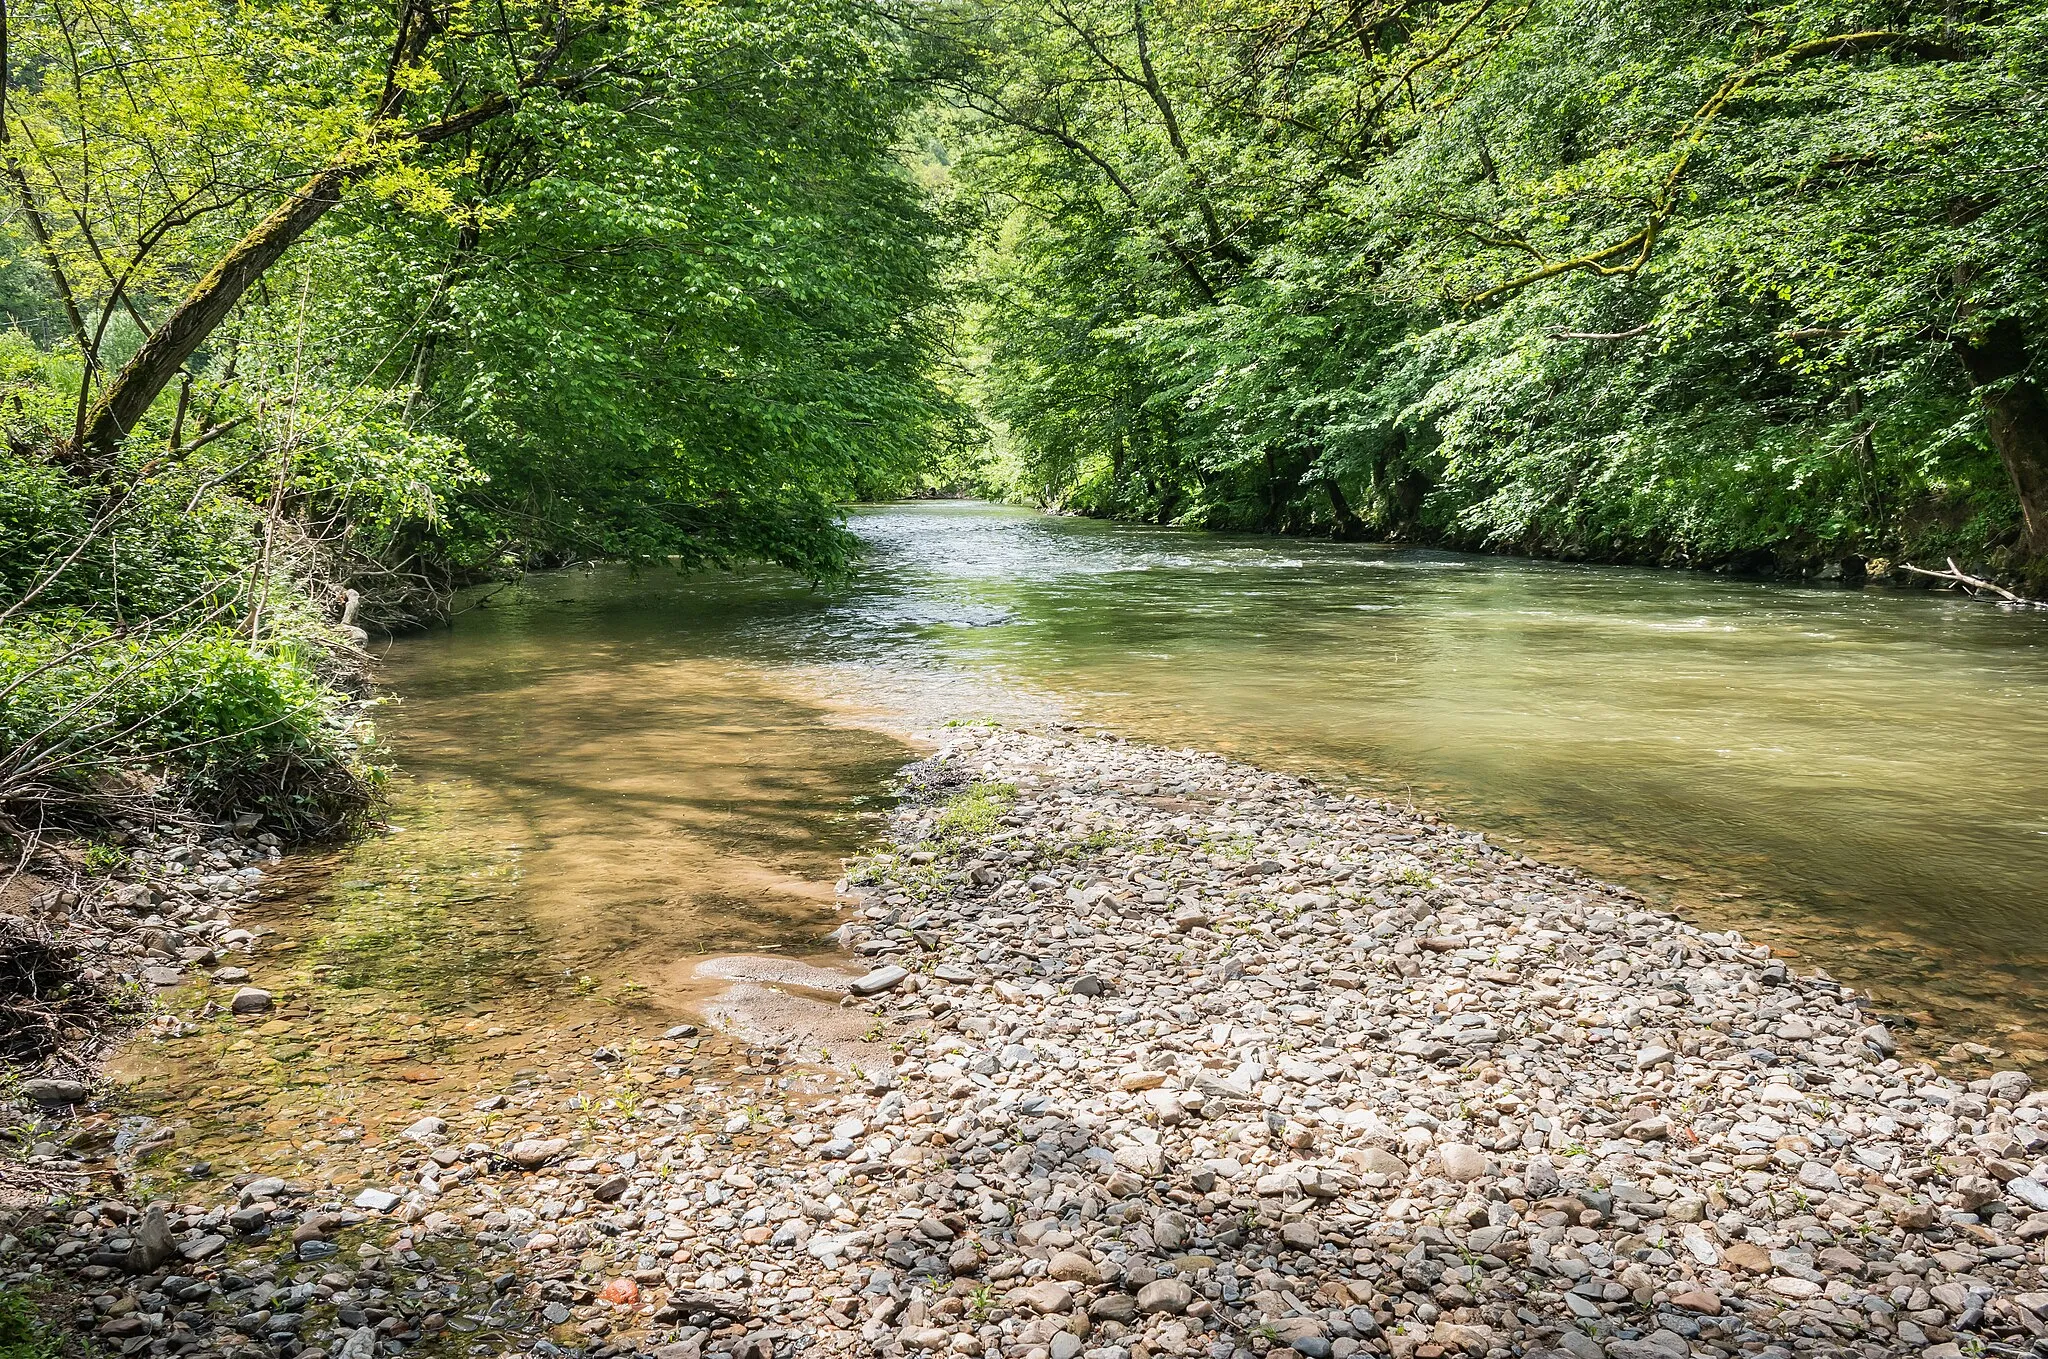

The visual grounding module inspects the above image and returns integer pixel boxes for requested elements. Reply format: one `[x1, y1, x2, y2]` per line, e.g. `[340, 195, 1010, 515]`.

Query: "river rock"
[1136, 1279, 1192, 1315]
[1048, 1250, 1100, 1283]
[18, 1078, 90, 1106]
[1013, 1281, 1072, 1314]
[24, 722, 2048, 1359]
[850, 965, 909, 996]
[2009, 1178, 2048, 1213]
[179, 1233, 226, 1261]
[1767, 1276, 1822, 1300]
[1437, 1143, 1487, 1181]
[229, 986, 272, 1014]
[506, 1137, 568, 1168]
[1721, 1241, 1773, 1273]
[126, 1207, 176, 1271]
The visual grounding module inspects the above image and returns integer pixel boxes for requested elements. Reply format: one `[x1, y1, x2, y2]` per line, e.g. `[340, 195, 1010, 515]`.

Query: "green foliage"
[1, 0, 966, 611]
[934, 782, 1018, 843]
[0, 614, 369, 834]
[938, 0, 2048, 574]
[0, 383, 367, 835]
[0, 1288, 59, 1359]
[277, 0, 973, 586]
[0, 450, 260, 623]
[0, 0, 967, 835]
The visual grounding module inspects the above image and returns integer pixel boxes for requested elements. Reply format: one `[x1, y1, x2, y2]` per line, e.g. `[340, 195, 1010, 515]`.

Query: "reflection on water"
[116, 501, 2048, 1163]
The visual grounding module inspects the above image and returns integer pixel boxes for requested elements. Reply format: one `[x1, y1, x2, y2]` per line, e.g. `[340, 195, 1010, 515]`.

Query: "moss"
[932, 781, 1017, 844]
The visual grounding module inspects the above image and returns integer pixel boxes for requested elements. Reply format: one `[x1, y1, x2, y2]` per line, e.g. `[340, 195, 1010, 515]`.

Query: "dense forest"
[1, 0, 2044, 836]
[938, 0, 2048, 576]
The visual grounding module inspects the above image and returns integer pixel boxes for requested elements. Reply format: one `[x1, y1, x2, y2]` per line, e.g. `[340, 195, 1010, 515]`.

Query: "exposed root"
[0, 913, 114, 1067]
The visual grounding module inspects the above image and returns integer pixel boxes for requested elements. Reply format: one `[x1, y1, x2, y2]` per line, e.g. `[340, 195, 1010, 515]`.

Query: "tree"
[0, 1, 661, 464]
[942, 0, 2048, 573]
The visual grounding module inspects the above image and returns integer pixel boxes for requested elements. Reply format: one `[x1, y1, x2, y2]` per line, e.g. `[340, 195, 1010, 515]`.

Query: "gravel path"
[11, 725, 2048, 1359]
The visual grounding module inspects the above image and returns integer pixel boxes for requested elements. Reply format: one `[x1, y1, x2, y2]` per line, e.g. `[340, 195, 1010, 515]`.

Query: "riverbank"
[0, 819, 281, 1165]
[9, 723, 2048, 1359]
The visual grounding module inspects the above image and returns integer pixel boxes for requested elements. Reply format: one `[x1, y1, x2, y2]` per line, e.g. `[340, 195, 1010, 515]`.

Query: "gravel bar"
[12, 725, 2048, 1359]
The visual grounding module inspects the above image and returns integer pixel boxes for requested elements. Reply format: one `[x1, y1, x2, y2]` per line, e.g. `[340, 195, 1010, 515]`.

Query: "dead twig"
[1899, 557, 2044, 607]
[446, 581, 514, 617]
[1548, 323, 1655, 341]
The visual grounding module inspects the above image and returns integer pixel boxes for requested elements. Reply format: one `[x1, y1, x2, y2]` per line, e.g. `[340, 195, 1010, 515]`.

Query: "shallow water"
[112, 501, 2048, 1171]
[107, 602, 913, 1179]
[829, 504, 2048, 1064]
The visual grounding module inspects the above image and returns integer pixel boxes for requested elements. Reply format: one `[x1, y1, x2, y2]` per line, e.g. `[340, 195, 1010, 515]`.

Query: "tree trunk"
[1955, 317, 2048, 557]
[73, 166, 348, 459]
[1323, 476, 1362, 539]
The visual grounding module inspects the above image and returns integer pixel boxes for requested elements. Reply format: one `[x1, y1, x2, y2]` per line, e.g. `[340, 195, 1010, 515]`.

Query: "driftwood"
[1898, 557, 2044, 607]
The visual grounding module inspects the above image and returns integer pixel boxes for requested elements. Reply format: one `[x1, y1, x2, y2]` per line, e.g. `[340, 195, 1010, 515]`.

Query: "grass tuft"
[933, 781, 1017, 845]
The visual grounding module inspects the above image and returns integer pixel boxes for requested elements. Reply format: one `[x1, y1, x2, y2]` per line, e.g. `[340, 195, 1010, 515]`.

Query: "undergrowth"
[1, 450, 375, 840]
[0, 1288, 59, 1359]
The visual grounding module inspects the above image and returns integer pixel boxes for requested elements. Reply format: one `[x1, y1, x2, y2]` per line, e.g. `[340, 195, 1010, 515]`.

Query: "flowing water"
[114, 501, 2048, 1178]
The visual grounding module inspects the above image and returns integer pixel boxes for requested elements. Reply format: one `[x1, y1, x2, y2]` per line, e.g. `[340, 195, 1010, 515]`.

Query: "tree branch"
[1462, 30, 1946, 308]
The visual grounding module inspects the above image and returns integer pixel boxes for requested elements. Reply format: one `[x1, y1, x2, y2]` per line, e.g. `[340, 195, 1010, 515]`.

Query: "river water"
[113, 502, 2048, 1178]
[827, 505, 2048, 1064]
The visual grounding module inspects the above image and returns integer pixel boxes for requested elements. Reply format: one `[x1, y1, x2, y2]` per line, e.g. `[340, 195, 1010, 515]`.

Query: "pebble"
[15, 724, 2048, 1359]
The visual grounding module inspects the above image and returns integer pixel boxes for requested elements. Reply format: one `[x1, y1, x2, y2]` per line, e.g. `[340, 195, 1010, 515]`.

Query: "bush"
[0, 616, 372, 836]
[0, 446, 261, 623]
[2, 433, 373, 839]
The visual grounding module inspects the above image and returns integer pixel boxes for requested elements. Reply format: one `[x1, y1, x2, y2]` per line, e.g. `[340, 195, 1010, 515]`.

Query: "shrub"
[0, 451, 260, 623]
[0, 615, 372, 836]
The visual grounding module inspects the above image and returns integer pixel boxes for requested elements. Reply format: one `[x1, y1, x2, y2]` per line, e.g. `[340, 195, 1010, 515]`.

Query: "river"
[112, 501, 2048, 1178]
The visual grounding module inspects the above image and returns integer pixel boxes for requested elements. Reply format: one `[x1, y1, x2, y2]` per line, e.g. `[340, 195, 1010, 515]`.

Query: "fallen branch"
[1899, 557, 2043, 606]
